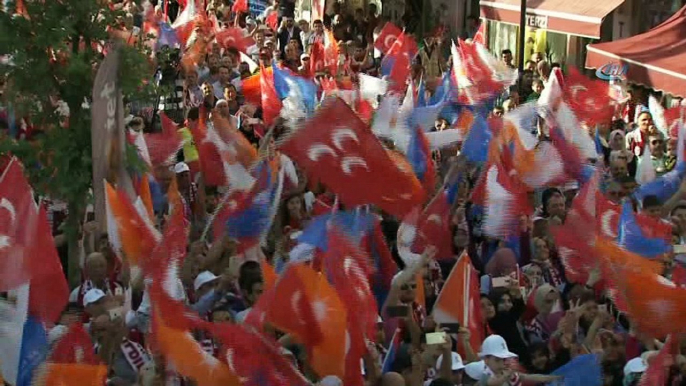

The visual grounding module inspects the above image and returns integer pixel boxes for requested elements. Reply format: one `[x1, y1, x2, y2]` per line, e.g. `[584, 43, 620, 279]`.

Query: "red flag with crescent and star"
[278, 97, 425, 217]
[374, 22, 403, 55]
[563, 67, 614, 127]
[215, 27, 255, 54]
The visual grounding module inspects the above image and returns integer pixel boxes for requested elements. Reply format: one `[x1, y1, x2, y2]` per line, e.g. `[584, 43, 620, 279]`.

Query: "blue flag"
[16, 317, 48, 386]
[461, 113, 492, 163]
[547, 354, 602, 386]
[617, 201, 672, 258]
[271, 61, 318, 114]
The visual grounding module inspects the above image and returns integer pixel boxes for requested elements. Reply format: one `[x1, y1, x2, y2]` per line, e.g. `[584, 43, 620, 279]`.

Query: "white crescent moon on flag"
[427, 214, 442, 224]
[332, 128, 359, 150]
[600, 210, 618, 239]
[0, 198, 16, 225]
[341, 156, 369, 174]
[307, 144, 336, 161]
[384, 34, 397, 50]
[222, 36, 237, 47]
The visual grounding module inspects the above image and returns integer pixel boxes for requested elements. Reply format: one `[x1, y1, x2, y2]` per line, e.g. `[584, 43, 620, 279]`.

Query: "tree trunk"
[66, 200, 84, 288]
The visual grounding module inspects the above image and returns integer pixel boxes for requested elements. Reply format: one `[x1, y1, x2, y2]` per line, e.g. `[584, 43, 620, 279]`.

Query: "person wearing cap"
[623, 356, 647, 386]
[173, 161, 199, 220]
[429, 351, 465, 386]
[298, 52, 310, 76]
[479, 335, 560, 385]
[69, 252, 124, 308]
[463, 361, 486, 386]
[83, 288, 108, 318]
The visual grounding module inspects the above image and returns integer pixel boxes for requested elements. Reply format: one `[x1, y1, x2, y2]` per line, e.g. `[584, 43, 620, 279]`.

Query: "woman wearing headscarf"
[486, 285, 530, 365]
[606, 129, 636, 177]
[525, 284, 564, 344]
[521, 237, 566, 289]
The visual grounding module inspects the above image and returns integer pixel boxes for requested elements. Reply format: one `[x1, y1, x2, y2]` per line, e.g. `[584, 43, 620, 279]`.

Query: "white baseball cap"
[464, 360, 486, 380]
[478, 335, 518, 359]
[623, 357, 647, 377]
[193, 271, 219, 291]
[174, 162, 190, 174]
[83, 288, 106, 307]
[436, 352, 465, 371]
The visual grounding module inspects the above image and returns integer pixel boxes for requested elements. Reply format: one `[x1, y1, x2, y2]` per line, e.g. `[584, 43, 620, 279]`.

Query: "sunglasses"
[651, 140, 663, 145]
[401, 284, 417, 290]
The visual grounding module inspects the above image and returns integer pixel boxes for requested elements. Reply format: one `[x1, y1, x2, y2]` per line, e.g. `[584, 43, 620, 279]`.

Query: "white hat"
[173, 162, 190, 174]
[436, 352, 465, 371]
[464, 360, 486, 380]
[319, 376, 342, 386]
[623, 357, 647, 377]
[478, 335, 518, 359]
[83, 288, 106, 307]
[193, 271, 219, 291]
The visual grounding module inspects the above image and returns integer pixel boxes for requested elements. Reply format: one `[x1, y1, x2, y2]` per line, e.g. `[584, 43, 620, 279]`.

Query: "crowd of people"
[3, 0, 686, 386]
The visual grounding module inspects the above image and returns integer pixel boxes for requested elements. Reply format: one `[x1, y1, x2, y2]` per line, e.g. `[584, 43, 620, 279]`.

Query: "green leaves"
[0, 0, 153, 214]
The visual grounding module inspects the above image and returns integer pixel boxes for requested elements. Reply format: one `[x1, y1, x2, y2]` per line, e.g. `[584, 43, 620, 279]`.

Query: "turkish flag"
[453, 39, 502, 105]
[189, 118, 227, 186]
[414, 190, 453, 259]
[374, 22, 403, 55]
[215, 27, 255, 54]
[265, 10, 278, 31]
[0, 158, 40, 291]
[231, 0, 248, 13]
[145, 113, 183, 167]
[564, 67, 614, 127]
[278, 98, 425, 217]
[0, 158, 68, 322]
[211, 323, 310, 386]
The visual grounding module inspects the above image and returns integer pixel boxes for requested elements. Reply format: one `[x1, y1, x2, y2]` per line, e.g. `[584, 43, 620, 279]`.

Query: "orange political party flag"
[105, 181, 158, 267]
[154, 313, 241, 386]
[621, 268, 686, 338]
[139, 174, 154, 221]
[249, 264, 347, 378]
[414, 273, 426, 310]
[432, 252, 483, 354]
[41, 363, 108, 386]
[307, 271, 348, 378]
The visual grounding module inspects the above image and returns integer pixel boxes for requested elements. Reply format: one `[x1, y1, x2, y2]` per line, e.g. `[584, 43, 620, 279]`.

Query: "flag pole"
[517, 0, 526, 72]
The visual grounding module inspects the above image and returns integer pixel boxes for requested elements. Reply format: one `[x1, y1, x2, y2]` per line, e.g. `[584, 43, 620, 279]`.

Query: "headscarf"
[609, 129, 626, 150]
[533, 284, 559, 315]
[485, 248, 517, 277]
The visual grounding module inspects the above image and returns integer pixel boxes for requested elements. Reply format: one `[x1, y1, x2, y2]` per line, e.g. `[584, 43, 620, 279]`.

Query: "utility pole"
[518, 0, 526, 71]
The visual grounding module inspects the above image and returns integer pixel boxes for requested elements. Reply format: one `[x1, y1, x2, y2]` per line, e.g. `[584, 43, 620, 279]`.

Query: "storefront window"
[486, 21, 519, 61]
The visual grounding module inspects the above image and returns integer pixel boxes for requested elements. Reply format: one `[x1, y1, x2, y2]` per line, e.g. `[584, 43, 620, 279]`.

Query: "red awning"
[585, 6, 686, 97]
[479, 0, 625, 39]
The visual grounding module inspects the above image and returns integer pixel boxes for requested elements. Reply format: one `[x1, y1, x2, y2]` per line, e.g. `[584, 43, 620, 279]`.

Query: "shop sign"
[596, 62, 628, 81]
[526, 14, 548, 29]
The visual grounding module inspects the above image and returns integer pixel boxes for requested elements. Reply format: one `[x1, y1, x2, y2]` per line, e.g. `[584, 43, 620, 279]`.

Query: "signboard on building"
[250, 0, 269, 16]
[526, 13, 548, 29]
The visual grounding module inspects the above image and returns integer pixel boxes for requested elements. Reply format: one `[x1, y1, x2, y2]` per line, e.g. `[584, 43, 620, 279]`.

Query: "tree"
[0, 0, 154, 285]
